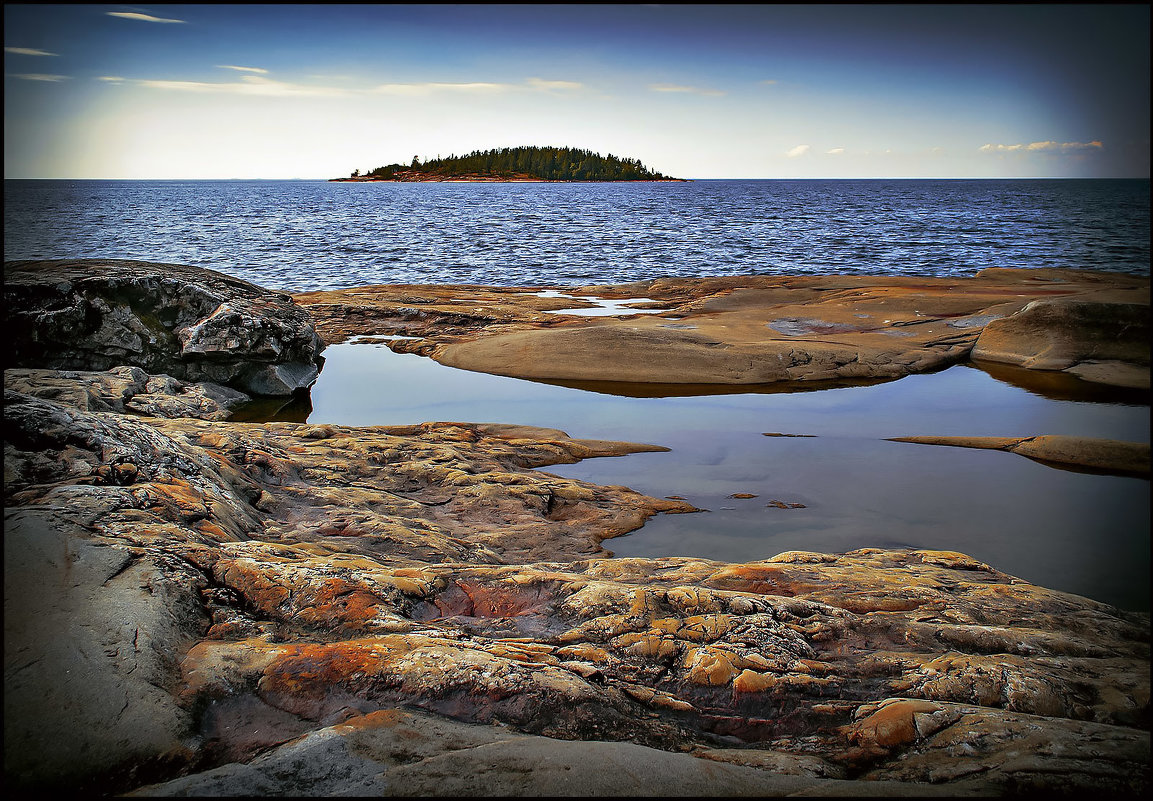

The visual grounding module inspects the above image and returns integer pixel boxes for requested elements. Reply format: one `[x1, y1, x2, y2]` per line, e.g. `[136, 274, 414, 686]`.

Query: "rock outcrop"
[4, 373, 1149, 796]
[3, 366, 251, 420]
[4, 260, 325, 396]
[970, 291, 1150, 389]
[888, 435, 1151, 477]
[5, 264, 1149, 796]
[294, 268, 1149, 390]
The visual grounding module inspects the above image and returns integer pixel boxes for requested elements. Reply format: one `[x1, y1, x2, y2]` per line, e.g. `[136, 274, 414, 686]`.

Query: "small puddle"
[345, 334, 421, 344]
[237, 344, 1150, 612]
[532, 289, 667, 317]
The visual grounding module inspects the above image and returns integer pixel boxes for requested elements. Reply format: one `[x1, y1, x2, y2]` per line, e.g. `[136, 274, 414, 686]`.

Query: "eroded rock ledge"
[294, 267, 1149, 389]
[889, 435, 1150, 477]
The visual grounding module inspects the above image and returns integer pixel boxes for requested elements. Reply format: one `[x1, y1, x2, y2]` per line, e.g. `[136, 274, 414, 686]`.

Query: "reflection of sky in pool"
[293, 343, 1149, 611]
[532, 289, 667, 316]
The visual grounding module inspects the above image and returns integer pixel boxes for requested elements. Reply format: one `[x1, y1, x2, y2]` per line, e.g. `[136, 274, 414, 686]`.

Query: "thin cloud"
[8, 73, 69, 82]
[5, 47, 58, 56]
[106, 11, 186, 24]
[526, 77, 583, 91]
[980, 140, 1104, 154]
[217, 65, 269, 75]
[759, 79, 779, 85]
[137, 75, 349, 97]
[826, 147, 845, 155]
[96, 76, 126, 82]
[649, 83, 726, 97]
[786, 144, 811, 158]
[370, 81, 509, 96]
[128, 73, 531, 99]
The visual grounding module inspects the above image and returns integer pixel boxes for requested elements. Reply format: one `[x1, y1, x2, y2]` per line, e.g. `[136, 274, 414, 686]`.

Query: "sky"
[3, 4, 1150, 179]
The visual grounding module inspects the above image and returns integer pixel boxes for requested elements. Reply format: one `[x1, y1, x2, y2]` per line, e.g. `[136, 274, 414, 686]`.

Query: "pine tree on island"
[337, 146, 682, 182]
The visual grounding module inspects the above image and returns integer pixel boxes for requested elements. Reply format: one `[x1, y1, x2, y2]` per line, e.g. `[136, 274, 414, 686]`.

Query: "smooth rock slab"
[294, 268, 1149, 388]
[972, 294, 1150, 388]
[3, 508, 207, 793]
[887, 435, 1151, 477]
[127, 708, 977, 797]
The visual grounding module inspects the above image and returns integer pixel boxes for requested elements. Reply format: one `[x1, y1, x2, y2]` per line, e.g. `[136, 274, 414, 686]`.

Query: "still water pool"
[244, 343, 1150, 612]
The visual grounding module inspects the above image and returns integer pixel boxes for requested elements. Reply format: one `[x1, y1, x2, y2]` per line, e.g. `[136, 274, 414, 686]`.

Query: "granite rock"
[972, 291, 1150, 389]
[294, 268, 1149, 389]
[4, 381, 1148, 795]
[4, 267, 1150, 796]
[4, 259, 325, 396]
[4, 366, 251, 420]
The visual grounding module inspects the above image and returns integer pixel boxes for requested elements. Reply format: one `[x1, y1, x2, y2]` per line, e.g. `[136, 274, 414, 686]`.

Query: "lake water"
[5, 178, 1150, 610]
[4, 179, 1149, 290]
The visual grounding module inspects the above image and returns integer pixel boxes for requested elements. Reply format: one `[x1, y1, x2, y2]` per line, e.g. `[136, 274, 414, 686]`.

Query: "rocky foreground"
[4, 260, 1150, 796]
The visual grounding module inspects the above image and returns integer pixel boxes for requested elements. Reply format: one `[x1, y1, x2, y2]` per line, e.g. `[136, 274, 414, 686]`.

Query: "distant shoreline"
[329, 176, 690, 183]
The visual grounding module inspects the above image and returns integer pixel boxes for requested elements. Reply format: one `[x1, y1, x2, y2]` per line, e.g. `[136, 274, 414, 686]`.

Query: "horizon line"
[5, 175, 1150, 182]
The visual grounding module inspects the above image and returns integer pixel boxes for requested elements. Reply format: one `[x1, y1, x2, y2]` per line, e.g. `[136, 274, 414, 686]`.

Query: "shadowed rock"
[4, 259, 325, 396]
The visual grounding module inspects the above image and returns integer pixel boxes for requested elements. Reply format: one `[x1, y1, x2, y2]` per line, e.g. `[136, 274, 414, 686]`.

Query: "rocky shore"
[295, 267, 1149, 389]
[4, 260, 1149, 796]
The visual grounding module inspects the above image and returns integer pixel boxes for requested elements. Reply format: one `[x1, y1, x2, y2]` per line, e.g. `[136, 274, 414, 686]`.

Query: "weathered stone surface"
[972, 291, 1150, 388]
[293, 268, 1149, 388]
[852, 699, 1150, 793]
[4, 259, 325, 395]
[4, 507, 208, 793]
[4, 366, 251, 420]
[888, 435, 1151, 477]
[5, 379, 1149, 795]
[127, 707, 975, 797]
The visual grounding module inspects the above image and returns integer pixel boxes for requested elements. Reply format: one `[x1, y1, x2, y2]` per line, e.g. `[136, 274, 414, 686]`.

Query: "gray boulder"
[4, 259, 325, 396]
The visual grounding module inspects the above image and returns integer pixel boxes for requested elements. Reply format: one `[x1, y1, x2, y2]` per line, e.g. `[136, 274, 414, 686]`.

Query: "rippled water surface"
[5, 179, 1149, 290]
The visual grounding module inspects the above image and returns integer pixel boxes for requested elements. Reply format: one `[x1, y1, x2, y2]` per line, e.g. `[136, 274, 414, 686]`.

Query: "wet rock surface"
[5, 264, 1150, 796]
[294, 267, 1149, 389]
[5, 259, 325, 396]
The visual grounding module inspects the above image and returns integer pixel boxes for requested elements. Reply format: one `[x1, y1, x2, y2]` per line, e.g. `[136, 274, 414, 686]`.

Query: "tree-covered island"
[331, 146, 685, 182]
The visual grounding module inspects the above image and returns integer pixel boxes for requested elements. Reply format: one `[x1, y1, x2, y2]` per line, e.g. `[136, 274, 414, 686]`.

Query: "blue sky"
[4, 4, 1149, 179]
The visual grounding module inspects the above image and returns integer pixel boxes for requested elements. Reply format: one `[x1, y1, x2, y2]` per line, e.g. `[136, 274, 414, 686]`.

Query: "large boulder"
[3, 259, 325, 396]
[971, 295, 1150, 389]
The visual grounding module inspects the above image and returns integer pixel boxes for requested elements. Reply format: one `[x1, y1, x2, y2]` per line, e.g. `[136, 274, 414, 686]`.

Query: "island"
[330, 145, 686, 182]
